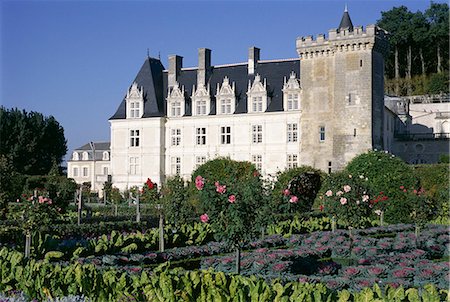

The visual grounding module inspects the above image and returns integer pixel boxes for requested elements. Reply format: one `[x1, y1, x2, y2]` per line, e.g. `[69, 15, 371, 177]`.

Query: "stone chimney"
[168, 55, 183, 87]
[248, 46, 260, 75]
[197, 48, 211, 87]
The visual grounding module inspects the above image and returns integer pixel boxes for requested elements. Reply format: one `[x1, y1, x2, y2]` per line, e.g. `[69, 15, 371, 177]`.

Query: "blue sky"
[1, 0, 442, 165]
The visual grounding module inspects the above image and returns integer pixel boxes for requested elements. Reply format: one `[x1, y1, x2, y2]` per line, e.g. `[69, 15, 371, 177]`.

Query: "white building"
[67, 142, 111, 196]
[108, 9, 390, 190]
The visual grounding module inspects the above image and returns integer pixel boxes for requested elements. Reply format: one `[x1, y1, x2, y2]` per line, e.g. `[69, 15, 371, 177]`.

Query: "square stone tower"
[296, 9, 388, 172]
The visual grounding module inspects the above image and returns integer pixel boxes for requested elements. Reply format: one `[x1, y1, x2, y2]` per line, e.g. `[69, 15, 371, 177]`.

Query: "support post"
[235, 246, 241, 274]
[24, 231, 31, 258]
[136, 193, 140, 223]
[77, 189, 82, 226]
[331, 216, 336, 232]
[159, 211, 164, 252]
[157, 204, 164, 252]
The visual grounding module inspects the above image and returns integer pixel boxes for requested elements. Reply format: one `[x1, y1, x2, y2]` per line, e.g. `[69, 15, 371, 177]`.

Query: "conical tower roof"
[338, 5, 353, 32]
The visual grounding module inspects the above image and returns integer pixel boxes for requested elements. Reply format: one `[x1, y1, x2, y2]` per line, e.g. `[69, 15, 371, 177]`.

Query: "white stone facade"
[107, 11, 390, 190]
[67, 142, 111, 196]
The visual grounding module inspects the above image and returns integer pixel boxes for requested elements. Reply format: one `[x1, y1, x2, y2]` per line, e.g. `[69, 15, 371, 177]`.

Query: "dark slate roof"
[112, 57, 300, 119]
[71, 142, 110, 161]
[76, 142, 110, 151]
[110, 57, 165, 119]
[338, 8, 354, 32]
[165, 59, 300, 115]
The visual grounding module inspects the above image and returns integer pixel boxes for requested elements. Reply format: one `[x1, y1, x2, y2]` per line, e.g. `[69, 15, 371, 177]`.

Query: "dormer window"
[192, 84, 211, 116]
[72, 152, 79, 161]
[82, 151, 89, 161]
[167, 82, 185, 117]
[102, 151, 109, 161]
[252, 96, 263, 112]
[126, 82, 144, 119]
[247, 74, 268, 113]
[283, 72, 302, 111]
[216, 77, 236, 115]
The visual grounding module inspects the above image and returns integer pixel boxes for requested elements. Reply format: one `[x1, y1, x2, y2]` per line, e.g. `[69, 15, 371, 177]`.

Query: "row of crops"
[1, 220, 449, 301]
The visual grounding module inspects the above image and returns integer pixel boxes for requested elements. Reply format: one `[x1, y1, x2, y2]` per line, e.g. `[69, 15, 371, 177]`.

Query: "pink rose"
[336, 191, 343, 197]
[325, 190, 333, 197]
[216, 184, 226, 194]
[362, 195, 369, 202]
[283, 189, 290, 196]
[200, 213, 209, 223]
[195, 176, 205, 190]
[289, 196, 298, 203]
[228, 195, 236, 203]
[340, 197, 347, 205]
[343, 185, 351, 193]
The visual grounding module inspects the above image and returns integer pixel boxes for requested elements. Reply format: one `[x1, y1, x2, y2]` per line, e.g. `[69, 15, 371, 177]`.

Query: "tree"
[160, 175, 195, 227]
[377, 6, 413, 95]
[0, 107, 67, 175]
[411, 11, 429, 76]
[425, 2, 449, 73]
[193, 158, 264, 274]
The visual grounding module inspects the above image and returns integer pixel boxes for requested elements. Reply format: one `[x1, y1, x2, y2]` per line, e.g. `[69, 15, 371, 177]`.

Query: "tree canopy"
[377, 2, 449, 95]
[0, 107, 67, 175]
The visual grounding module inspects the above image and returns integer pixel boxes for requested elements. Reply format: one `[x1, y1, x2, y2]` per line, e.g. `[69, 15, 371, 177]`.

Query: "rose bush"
[319, 172, 372, 229]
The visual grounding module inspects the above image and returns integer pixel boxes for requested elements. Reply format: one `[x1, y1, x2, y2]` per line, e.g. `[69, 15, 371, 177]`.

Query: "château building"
[104, 9, 389, 191]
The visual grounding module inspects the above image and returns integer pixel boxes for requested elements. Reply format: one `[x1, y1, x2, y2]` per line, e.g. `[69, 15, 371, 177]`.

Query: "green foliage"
[110, 187, 123, 205]
[377, 3, 449, 95]
[0, 107, 67, 175]
[414, 164, 450, 224]
[0, 155, 16, 219]
[269, 166, 324, 217]
[0, 246, 448, 302]
[345, 150, 419, 223]
[426, 72, 449, 94]
[160, 175, 195, 227]
[140, 178, 160, 204]
[319, 171, 373, 228]
[192, 157, 264, 246]
[438, 154, 449, 164]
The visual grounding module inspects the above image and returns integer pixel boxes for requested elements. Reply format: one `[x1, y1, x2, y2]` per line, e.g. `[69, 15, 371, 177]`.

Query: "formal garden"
[0, 151, 449, 301]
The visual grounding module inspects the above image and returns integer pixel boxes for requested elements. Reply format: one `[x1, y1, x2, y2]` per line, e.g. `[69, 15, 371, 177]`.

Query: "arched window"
[72, 152, 79, 161]
[103, 151, 109, 161]
[82, 151, 89, 161]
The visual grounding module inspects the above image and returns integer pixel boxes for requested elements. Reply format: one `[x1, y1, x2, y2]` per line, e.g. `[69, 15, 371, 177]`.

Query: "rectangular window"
[130, 101, 140, 118]
[73, 167, 78, 177]
[171, 157, 181, 174]
[221, 126, 231, 144]
[129, 157, 139, 175]
[287, 154, 298, 169]
[287, 94, 299, 110]
[319, 126, 326, 142]
[171, 128, 182, 146]
[252, 155, 262, 171]
[103, 166, 109, 175]
[221, 99, 232, 114]
[252, 96, 263, 112]
[82, 167, 89, 177]
[328, 161, 332, 174]
[130, 130, 140, 147]
[196, 100, 207, 115]
[252, 125, 263, 143]
[195, 156, 206, 169]
[196, 127, 206, 145]
[287, 123, 298, 142]
[171, 101, 181, 117]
